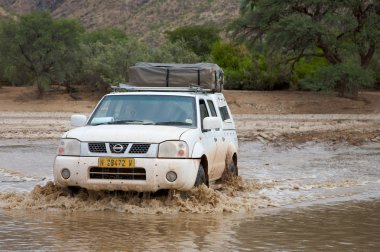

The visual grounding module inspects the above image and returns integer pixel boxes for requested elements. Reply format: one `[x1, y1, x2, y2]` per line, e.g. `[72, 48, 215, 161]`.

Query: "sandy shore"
[1, 111, 379, 145]
[0, 86, 379, 144]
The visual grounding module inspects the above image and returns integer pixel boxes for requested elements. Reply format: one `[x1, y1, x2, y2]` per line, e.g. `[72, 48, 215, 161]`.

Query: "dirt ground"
[1, 86, 380, 114]
[0, 86, 379, 144]
[224, 90, 380, 114]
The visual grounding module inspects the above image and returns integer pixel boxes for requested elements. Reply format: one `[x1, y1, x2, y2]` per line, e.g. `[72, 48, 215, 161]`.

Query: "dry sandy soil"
[0, 86, 379, 145]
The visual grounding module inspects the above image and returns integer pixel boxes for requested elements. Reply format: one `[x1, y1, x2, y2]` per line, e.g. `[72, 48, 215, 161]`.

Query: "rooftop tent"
[128, 62, 224, 92]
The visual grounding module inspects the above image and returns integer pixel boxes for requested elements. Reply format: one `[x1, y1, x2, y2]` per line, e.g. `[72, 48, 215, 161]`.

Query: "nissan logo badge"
[112, 144, 124, 153]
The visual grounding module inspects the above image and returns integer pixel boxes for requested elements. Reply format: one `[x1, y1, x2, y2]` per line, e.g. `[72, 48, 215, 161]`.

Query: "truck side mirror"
[203, 117, 222, 130]
[71, 114, 87, 127]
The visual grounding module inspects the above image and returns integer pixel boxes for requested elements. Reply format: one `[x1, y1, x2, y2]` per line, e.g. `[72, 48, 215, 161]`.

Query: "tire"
[228, 160, 238, 177]
[194, 164, 206, 187]
[60, 186, 81, 196]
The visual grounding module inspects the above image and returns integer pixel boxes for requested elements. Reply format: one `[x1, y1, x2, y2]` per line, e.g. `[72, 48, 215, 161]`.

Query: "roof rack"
[111, 83, 214, 94]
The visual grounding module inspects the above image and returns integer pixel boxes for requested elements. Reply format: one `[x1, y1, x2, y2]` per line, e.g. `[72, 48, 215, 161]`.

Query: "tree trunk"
[36, 76, 46, 99]
[37, 82, 45, 99]
[65, 82, 72, 94]
[337, 78, 359, 99]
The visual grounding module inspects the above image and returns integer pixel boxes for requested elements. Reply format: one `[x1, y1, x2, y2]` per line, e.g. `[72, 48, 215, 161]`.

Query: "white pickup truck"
[53, 86, 238, 192]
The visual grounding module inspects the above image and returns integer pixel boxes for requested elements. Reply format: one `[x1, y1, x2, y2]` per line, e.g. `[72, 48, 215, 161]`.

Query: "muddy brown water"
[0, 139, 380, 251]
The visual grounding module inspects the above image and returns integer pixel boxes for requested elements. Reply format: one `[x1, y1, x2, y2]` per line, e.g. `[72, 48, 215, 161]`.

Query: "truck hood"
[64, 125, 191, 143]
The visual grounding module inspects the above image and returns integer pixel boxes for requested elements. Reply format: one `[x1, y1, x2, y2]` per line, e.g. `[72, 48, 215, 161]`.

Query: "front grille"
[129, 144, 150, 154]
[89, 167, 146, 180]
[88, 143, 107, 153]
[109, 143, 128, 154]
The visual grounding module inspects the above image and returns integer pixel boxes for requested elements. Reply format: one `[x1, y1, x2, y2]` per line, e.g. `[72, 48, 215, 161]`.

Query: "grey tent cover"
[129, 62, 223, 91]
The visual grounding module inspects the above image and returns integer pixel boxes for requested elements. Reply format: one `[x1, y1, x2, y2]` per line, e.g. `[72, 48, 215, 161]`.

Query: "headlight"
[158, 141, 189, 158]
[57, 139, 81, 156]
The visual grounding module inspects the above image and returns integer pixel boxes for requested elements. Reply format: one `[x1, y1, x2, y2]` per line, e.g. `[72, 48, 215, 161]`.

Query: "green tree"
[80, 29, 200, 92]
[293, 54, 329, 89]
[150, 39, 201, 64]
[235, 0, 380, 98]
[367, 52, 380, 89]
[166, 25, 220, 59]
[80, 28, 149, 90]
[82, 28, 129, 45]
[211, 41, 254, 89]
[0, 12, 84, 96]
[211, 42, 289, 90]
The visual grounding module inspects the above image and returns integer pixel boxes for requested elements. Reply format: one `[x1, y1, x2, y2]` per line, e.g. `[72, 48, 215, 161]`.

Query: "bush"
[292, 56, 329, 89]
[211, 41, 253, 89]
[301, 63, 375, 95]
[166, 25, 220, 59]
[79, 29, 149, 90]
[211, 42, 289, 90]
[249, 51, 290, 90]
[150, 39, 201, 64]
[0, 12, 84, 96]
[369, 52, 380, 90]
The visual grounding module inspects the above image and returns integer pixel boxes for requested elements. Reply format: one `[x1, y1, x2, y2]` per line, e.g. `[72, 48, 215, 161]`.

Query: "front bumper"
[53, 156, 200, 192]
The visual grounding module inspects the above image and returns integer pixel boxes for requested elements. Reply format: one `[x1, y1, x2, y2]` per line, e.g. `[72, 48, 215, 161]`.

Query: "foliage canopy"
[0, 13, 201, 95]
[166, 25, 220, 59]
[0, 12, 84, 96]
[235, 0, 380, 97]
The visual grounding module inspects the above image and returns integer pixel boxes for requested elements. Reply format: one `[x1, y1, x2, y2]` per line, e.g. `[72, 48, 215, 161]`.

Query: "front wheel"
[194, 164, 206, 187]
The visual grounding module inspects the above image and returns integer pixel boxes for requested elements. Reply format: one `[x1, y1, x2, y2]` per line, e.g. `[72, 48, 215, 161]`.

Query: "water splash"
[0, 179, 271, 214]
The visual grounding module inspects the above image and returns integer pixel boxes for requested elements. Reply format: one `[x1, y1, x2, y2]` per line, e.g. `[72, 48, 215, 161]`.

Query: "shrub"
[80, 30, 149, 90]
[0, 12, 84, 96]
[150, 39, 201, 64]
[166, 25, 220, 59]
[211, 41, 289, 90]
[301, 63, 375, 96]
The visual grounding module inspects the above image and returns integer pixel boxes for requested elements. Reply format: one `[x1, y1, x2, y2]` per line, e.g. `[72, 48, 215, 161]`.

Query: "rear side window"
[199, 99, 209, 131]
[207, 100, 217, 117]
[219, 106, 231, 121]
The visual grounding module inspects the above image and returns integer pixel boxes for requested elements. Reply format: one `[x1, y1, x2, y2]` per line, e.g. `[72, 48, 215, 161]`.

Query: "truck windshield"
[88, 95, 197, 127]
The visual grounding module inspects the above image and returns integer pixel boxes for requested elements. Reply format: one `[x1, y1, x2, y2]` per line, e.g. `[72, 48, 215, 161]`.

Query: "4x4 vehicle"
[53, 86, 238, 192]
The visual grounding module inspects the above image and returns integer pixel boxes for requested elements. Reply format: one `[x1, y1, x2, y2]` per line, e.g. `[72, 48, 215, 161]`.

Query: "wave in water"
[0, 178, 272, 214]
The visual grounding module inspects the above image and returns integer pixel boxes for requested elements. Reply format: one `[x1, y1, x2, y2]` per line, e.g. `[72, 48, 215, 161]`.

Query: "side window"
[219, 106, 231, 121]
[199, 99, 209, 131]
[207, 100, 217, 117]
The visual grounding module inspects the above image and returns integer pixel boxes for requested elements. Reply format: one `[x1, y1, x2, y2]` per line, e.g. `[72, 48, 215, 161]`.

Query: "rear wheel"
[194, 164, 206, 187]
[228, 160, 238, 176]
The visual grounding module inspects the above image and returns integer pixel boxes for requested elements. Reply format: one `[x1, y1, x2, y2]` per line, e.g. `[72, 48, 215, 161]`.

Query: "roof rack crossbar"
[111, 83, 214, 93]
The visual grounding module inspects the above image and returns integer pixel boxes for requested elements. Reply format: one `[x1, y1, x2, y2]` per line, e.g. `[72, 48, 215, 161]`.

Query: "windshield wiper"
[155, 121, 192, 126]
[93, 120, 153, 125]
[109, 120, 155, 125]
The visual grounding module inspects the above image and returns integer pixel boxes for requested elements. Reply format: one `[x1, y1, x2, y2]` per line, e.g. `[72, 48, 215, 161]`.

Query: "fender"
[225, 142, 237, 169]
[191, 142, 206, 158]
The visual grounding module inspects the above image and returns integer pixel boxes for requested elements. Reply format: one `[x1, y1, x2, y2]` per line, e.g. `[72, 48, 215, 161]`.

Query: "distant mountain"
[0, 0, 240, 42]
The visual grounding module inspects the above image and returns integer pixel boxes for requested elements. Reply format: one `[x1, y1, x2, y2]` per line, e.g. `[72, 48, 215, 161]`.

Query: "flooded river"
[1, 140, 380, 251]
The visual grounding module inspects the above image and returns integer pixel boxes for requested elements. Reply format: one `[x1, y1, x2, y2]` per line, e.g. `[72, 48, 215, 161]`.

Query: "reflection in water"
[1, 200, 380, 251]
[0, 211, 238, 251]
[236, 200, 380, 251]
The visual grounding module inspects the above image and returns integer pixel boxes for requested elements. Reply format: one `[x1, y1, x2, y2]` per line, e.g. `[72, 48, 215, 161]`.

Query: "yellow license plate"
[98, 158, 135, 168]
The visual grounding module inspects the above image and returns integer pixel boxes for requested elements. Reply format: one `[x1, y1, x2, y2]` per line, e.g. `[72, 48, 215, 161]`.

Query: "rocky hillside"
[0, 0, 240, 42]
[0, 5, 10, 17]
